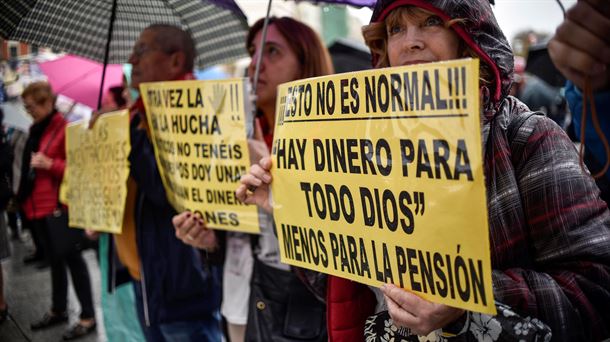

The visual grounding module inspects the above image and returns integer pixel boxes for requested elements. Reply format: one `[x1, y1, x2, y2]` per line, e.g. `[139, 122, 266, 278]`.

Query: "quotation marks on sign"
[299, 182, 426, 235]
[413, 191, 424, 216]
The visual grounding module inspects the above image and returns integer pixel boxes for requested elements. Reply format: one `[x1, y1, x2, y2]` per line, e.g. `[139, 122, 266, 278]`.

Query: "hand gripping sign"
[271, 59, 495, 315]
[64, 110, 131, 234]
[140, 79, 259, 233]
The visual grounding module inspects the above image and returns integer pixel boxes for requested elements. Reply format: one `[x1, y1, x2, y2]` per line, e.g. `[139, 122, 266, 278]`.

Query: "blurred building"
[1, 39, 32, 60]
[0, 39, 54, 61]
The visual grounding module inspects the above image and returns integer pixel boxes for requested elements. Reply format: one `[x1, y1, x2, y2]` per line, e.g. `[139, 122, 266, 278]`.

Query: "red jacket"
[22, 112, 66, 220]
[327, 276, 376, 342]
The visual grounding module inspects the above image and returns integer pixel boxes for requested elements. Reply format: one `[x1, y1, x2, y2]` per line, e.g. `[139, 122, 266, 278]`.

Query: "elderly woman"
[19, 82, 96, 340]
[237, 1, 610, 341]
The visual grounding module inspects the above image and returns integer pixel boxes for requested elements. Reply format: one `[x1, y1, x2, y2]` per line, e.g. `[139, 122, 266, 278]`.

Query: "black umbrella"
[251, 0, 375, 95]
[0, 0, 250, 108]
[526, 43, 566, 88]
[328, 38, 372, 73]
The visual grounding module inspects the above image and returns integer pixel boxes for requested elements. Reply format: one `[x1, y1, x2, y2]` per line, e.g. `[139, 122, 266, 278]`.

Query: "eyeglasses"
[131, 44, 176, 59]
[130, 44, 162, 59]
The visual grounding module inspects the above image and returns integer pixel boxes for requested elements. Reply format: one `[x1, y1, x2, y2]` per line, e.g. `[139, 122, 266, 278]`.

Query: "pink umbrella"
[38, 55, 123, 109]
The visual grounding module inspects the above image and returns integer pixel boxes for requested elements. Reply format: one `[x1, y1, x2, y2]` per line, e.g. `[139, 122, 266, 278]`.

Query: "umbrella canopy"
[0, 0, 249, 69]
[39, 55, 124, 109]
[328, 38, 371, 73]
[526, 43, 566, 88]
[250, 0, 374, 93]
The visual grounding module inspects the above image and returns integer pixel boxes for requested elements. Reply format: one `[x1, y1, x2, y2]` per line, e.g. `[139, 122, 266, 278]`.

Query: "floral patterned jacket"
[365, 302, 551, 342]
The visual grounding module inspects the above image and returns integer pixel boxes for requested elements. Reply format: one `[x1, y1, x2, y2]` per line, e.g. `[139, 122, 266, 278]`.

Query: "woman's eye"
[423, 15, 443, 27]
[388, 25, 403, 35]
[266, 45, 280, 57]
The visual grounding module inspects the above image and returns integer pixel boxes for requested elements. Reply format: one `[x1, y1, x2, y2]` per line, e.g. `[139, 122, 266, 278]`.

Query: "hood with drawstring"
[324, 2, 610, 342]
[370, 0, 514, 104]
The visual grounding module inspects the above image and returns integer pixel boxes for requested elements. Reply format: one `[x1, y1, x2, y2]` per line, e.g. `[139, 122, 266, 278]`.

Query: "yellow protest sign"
[272, 58, 495, 314]
[140, 79, 259, 233]
[64, 110, 130, 233]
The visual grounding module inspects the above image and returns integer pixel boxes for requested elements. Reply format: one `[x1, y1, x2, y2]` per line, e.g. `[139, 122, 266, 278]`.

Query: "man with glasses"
[104, 24, 223, 341]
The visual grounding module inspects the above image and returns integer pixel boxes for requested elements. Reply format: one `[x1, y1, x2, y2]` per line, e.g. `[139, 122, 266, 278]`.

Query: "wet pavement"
[0, 232, 105, 342]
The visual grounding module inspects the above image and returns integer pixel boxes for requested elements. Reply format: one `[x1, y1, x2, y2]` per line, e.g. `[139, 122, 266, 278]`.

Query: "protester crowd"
[0, 0, 609, 341]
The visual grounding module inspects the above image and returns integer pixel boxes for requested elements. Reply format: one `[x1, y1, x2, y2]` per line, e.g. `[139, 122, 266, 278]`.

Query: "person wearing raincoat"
[357, 1, 610, 341]
[237, 0, 610, 341]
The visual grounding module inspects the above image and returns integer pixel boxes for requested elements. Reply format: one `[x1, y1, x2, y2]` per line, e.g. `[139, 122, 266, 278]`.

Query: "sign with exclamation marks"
[447, 66, 468, 110]
[140, 78, 260, 233]
[230, 83, 242, 122]
[272, 59, 495, 316]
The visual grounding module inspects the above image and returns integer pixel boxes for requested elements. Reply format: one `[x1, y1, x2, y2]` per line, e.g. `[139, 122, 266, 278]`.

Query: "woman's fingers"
[568, 1, 610, 45]
[260, 156, 272, 171]
[240, 173, 263, 188]
[382, 284, 421, 312]
[172, 211, 191, 228]
[174, 211, 203, 240]
[554, 17, 610, 67]
[549, 1, 610, 90]
[550, 27, 604, 75]
[549, 37, 609, 90]
[384, 292, 418, 330]
[249, 164, 272, 183]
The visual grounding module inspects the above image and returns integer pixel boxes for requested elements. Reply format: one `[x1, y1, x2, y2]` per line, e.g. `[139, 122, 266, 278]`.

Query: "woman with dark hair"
[101, 85, 128, 111]
[20, 81, 96, 340]
[173, 17, 334, 342]
[237, 1, 610, 341]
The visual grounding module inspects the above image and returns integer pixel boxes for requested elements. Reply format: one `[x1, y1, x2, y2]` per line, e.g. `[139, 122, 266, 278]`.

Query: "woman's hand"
[88, 111, 104, 129]
[85, 230, 100, 241]
[172, 211, 218, 250]
[381, 284, 465, 336]
[548, 0, 610, 91]
[30, 152, 53, 170]
[235, 156, 273, 214]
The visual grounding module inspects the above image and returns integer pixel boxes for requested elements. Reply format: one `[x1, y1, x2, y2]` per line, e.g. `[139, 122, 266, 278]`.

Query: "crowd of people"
[0, 0, 609, 341]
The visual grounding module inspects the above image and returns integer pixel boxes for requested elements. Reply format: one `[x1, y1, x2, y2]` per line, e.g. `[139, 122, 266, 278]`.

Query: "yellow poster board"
[140, 79, 259, 233]
[272, 58, 495, 314]
[64, 110, 130, 233]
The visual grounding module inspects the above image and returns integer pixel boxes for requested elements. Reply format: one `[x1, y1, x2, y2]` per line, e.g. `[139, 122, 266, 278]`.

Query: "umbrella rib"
[1, 0, 41, 42]
[162, 0, 189, 31]
[1, 2, 25, 37]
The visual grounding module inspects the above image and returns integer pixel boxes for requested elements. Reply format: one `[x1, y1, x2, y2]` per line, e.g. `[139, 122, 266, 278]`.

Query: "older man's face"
[128, 29, 175, 88]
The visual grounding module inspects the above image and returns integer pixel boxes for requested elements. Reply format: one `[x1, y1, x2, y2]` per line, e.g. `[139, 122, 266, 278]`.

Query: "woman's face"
[248, 24, 301, 110]
[386, 10, 461, 67]
[23, 96, 53, 123]
[102, 91, 118, 111]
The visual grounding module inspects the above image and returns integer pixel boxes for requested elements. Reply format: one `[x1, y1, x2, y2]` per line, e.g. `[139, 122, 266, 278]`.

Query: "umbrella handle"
[251, 0, 273, 97]
[97, 0, 118, 110]
[249, 0, 274, 137]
